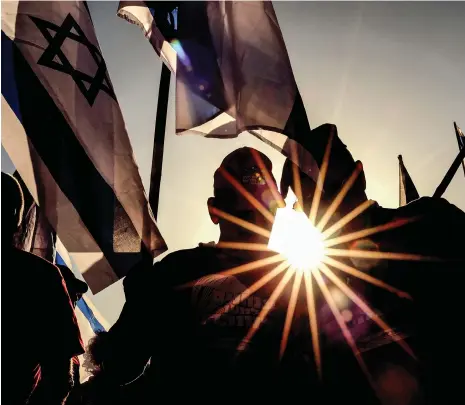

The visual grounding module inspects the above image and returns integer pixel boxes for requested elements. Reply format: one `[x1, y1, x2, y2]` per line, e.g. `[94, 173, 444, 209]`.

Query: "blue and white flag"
[56, 249, 109, 382]
[55, 249, 109, 334]
[2, 1, 167, 293]
[117, 1, 320, 183]
[76, 297, 106, 334]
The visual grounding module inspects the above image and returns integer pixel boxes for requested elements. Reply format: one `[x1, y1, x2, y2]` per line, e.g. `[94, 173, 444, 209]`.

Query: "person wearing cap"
[2, 172, 84, 405]
[281, 124, 465, 404]
[87, 147, 312, 402]
[56, 265, 89, 307]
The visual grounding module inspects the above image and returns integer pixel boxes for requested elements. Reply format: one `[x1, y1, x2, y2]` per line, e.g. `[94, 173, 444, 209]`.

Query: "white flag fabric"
[398, 155, 419, 207]
[13, 170, 57, 262]
[2, 1, 167, 293]
[117, 1, 320, 183]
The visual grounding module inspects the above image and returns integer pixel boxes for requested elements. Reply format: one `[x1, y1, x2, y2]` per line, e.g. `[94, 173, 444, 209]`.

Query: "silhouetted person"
[281, 124, 465, 404]
[12, 170, 57, 261]
[2, 172, 84, 405]
[88, 147, 314, 402]
[57, 264, 89, 390]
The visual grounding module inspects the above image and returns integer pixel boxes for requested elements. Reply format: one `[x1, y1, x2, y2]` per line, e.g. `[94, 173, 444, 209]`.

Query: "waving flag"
[2, 1, 167, 293]
[56, 250, 109, 382]
[398, 155, 419, 206]
[13, 170, 57, 262]
[117, 1, 320, 182]
[454, 122, 465, 177]
[76, 297, 106, 333]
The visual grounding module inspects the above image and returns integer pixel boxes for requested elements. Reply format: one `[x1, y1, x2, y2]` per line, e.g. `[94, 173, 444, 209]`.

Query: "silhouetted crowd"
[3, 124, 465, 404]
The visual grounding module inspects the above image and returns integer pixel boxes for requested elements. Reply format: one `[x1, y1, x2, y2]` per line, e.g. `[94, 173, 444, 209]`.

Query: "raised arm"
[86, 260, 161, 385]
[30, 264, 84, 405]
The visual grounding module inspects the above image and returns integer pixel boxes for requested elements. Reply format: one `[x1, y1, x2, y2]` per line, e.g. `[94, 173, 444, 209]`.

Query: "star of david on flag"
[31, 13, 116, 105]
[2, 1, 167, 293]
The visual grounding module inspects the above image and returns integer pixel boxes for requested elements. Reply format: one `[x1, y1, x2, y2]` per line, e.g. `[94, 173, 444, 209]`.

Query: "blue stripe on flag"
[1, 30, 144, 280]
[77, 298, 106, 333]
[57, 252, 106, 333]
[56, 252, 66, 266]
[1, 31, 22, 121]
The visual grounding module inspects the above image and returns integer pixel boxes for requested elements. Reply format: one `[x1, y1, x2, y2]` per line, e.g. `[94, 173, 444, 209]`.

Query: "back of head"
[2, 172, 24, 244]
[214, 147, 276, 209]
[211, 147, 278, 243]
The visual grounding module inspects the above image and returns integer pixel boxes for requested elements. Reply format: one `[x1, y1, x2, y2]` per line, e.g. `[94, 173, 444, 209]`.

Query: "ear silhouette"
[355, 161, 366, 191]
[208, 197, 219, 225]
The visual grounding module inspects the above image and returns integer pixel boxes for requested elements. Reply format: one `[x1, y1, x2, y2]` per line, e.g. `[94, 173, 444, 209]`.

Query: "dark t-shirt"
[2, 247, 84, 404]
[108, 246, 315, 402]
[106, 197, 465, 404]
[318, 197, 465, 404]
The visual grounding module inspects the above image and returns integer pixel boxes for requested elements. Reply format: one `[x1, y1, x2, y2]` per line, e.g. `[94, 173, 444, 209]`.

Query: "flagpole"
[433, 140, 465, 198]
[454, 121, 465, 177]
[398, 155, 403, 207]
[149, 63, 171, 221]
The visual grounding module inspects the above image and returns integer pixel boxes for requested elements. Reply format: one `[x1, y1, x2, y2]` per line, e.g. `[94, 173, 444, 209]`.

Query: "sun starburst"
[177, 141, 435, 397]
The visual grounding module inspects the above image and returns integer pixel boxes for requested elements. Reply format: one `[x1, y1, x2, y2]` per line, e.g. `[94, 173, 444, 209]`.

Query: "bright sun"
[191, 144, 419, 385]
[268, 191, 325, 271]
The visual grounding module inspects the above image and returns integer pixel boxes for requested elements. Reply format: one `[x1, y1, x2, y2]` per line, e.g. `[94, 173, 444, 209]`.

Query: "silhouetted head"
[208, 147, 278, 243]
[281, 124, 367, 217]
[82, 332, 108, 376]
[57, 264, 88, 305]
[2, 172, 25, 245]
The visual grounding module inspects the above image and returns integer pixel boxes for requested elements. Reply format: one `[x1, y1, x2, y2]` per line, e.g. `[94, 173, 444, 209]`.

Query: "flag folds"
[2, 1, 167, 293]
[398, 155, 419, 207]
[13, 171, 57, 262]
[117, 1, 320, 182]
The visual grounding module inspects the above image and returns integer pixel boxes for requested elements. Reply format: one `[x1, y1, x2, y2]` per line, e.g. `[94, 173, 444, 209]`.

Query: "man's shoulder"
[6, 248, 62, 280]
[384, 197, 465, 256]
[3, 249, 69, 301]
[374, 197, 465, 226]
[397, 197, 464, 218]
[123, 245, 217, 296]
[155, 245, 220, 286]
[160, 245, 217, 268]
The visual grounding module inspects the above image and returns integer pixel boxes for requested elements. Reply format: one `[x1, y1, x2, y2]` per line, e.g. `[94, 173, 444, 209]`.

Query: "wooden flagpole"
[149, 63, 171, 221]
[398, 155, 403, 207]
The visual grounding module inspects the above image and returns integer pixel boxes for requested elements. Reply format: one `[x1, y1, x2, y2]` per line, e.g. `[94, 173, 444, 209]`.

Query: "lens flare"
[170, 39, 192, 70]
[268, 191, 325, 271]
[176, 133, 436, 396]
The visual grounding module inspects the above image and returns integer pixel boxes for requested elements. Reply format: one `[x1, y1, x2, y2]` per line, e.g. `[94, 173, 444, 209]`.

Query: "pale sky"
[2, 1, 464, 325]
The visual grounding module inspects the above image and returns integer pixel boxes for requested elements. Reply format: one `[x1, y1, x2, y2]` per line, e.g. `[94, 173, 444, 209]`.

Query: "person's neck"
[218, 234, 269, 246]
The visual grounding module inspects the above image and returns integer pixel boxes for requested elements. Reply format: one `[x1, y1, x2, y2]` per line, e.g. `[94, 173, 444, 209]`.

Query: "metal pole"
[398, 155, 403, 207]
[433, 139, 465, 198]
[149, 63, 171, 221]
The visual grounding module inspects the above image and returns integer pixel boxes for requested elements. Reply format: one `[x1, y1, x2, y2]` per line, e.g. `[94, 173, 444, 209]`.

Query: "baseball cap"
[57, 264, 89, 298]
[213, 147, 278, 213]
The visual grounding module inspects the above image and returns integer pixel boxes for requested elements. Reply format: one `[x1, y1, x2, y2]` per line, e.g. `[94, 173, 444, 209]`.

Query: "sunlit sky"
[2, 1, 464, 325]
